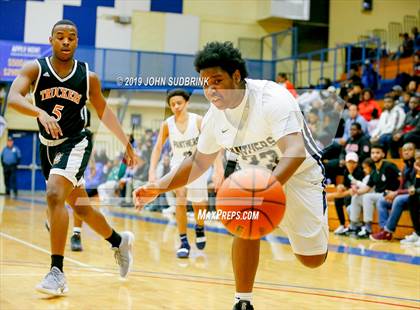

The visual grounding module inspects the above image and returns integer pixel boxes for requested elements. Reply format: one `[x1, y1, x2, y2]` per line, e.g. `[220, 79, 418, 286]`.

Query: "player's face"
[168, 96, 188, 115]
[370, 148, 384, 163]
[49, 25, 78, 61]
[200, 67, 243, 110]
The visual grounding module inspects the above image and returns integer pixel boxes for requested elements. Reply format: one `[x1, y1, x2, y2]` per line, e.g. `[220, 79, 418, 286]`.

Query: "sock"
[234, 292, 253, 305]
[106, 229, 122, 248]
[180, 234, 190, 248]
[51, 255, 64, 272]
[365, 222, 372, 232]
[195, 225, 205, 237]
[73, 227, 81, 235]
[349, 222, 357, 230]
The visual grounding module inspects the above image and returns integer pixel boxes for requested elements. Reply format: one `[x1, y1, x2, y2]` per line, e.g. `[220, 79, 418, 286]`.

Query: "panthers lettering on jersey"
[33, 57, 89, 140]
[167, 113, 200, 164]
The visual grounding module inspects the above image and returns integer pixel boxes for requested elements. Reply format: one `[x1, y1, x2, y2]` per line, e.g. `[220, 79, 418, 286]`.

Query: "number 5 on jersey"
[52, 104, 64, 121]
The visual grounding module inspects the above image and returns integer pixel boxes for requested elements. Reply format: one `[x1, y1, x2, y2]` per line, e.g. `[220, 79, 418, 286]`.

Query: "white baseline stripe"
[0, 231, 112, 275]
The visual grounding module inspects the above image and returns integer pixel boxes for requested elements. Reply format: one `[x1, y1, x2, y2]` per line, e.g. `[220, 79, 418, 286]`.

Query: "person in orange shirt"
[358, 88, 382, 121]
[276, 72, 298, 98]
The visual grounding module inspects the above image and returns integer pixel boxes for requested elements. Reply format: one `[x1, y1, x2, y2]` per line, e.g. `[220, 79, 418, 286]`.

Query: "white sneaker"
[400, 232, 419, 245]
[414, 239, 420, 247]
[334, 225, 346, 235]
[36, 267, 68, 296]
[112, 231, 134, 278]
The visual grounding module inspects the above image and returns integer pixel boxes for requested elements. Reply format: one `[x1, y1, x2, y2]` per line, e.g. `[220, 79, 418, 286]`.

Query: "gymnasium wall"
[329, 0, 419, 47]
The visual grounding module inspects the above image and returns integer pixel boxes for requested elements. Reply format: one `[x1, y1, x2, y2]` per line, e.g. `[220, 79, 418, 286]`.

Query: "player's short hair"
[194, 41, 248, 80]
[51, 19, 77, 35]
[166, 89, 190, 104]
[278, 72, 288, 79]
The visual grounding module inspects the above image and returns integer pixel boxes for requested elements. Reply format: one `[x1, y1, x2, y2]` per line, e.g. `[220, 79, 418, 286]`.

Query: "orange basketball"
[215, 166, 286, 240]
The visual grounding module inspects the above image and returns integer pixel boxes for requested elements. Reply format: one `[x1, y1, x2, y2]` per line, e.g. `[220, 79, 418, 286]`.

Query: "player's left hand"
[124, 144, 140, 167]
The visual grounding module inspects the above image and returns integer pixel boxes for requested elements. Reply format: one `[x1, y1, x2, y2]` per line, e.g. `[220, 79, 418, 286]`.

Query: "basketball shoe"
[36, 267, 68, 296]
[112, 231, 134, 278]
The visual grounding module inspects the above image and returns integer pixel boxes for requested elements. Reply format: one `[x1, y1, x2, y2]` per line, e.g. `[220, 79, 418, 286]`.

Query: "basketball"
[215, 166, 286, 240]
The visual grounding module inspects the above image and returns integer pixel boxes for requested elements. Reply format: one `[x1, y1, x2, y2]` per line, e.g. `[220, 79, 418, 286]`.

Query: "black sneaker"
[176, 242, 190, 259]
[70, 233, 83, 251]
[233, 300, 254, 310]
[357, 227, 371, 239]
[195, 225, 206, 250]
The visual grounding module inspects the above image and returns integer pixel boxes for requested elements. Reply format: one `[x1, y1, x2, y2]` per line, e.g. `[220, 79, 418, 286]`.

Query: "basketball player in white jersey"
[148, 89, 209, 258]
[134, 42, 328, 310]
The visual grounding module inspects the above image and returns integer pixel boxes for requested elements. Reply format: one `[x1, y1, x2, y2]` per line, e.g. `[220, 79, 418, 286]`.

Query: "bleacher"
[327, 158, 415, 239]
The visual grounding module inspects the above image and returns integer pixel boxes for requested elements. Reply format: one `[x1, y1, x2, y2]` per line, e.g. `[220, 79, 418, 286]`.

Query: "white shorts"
[279, 164, 329, 256]
[171, 160, 209, 203]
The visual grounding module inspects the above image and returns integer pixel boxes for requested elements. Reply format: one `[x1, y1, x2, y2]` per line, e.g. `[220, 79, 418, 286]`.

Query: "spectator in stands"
[123, 156, 149, 206]
[97, 156, 126, 203]
[297, 87, 321, 114]
[414, 52, 420, 81]
[329, 152, 364, 235]
[347, 67, 362, 85]
[347, 83, 363, 105]
[324, 123, 370, 185]
[370, 142, 416, 241]
[276, 72, 298, 98]
[338, 104, 369, 145]
[84, 159, 105, 197]
[413, 27, 420, 51]
[394, 33, 414, 59]
[399, 92, 412, 113]
[401, 149, 420, 246]
[339, 157, 375, 236]
[367, 108, 380, 136]
[361, 60, 379, 91]
[340, 122, 371, 164]
[307, 108, 323, 144]
[391, 96, 420, 158]
[1, 136, 21, 197]
[370, 95, 406, 155]
[358, 88, 381, 121]
[402, 32, 415, 56]
[407, 80, 418, 94]
[391, 85, 404, 102]
[354, 144, 401, 238]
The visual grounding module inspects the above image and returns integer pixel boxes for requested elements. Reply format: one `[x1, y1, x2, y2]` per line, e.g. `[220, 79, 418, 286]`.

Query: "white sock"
[234, 292, 253, 305]
[73, 227, 81, 234]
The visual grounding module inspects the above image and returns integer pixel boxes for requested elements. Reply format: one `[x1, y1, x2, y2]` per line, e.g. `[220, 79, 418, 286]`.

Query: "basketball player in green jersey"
[7, 20, 138, 296]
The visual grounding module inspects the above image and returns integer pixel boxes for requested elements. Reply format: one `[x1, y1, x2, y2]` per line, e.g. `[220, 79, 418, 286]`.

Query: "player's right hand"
[38, 110, 63, 139]
[133, 182, 161, 210]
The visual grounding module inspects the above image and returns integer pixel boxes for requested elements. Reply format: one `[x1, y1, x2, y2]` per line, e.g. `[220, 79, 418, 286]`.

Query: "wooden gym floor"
[0, 195, 419, 309]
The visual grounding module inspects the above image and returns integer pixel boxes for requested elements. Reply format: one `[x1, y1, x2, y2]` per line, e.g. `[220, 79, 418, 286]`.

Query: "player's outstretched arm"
[133, 149, 218, 210]
[89, 72, 139, 166]
[272, 132, 306, 185]
[7, 61, 63, 139]
[148, 121, 169, 182]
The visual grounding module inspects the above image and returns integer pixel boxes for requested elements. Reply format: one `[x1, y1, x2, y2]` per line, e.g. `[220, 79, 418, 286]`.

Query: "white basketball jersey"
[197, 79, 322, 175]
[167, 112, 200, 164]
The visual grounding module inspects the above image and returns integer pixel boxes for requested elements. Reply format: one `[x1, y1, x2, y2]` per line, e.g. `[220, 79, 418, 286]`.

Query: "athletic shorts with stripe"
[39, 130, 93, 187]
